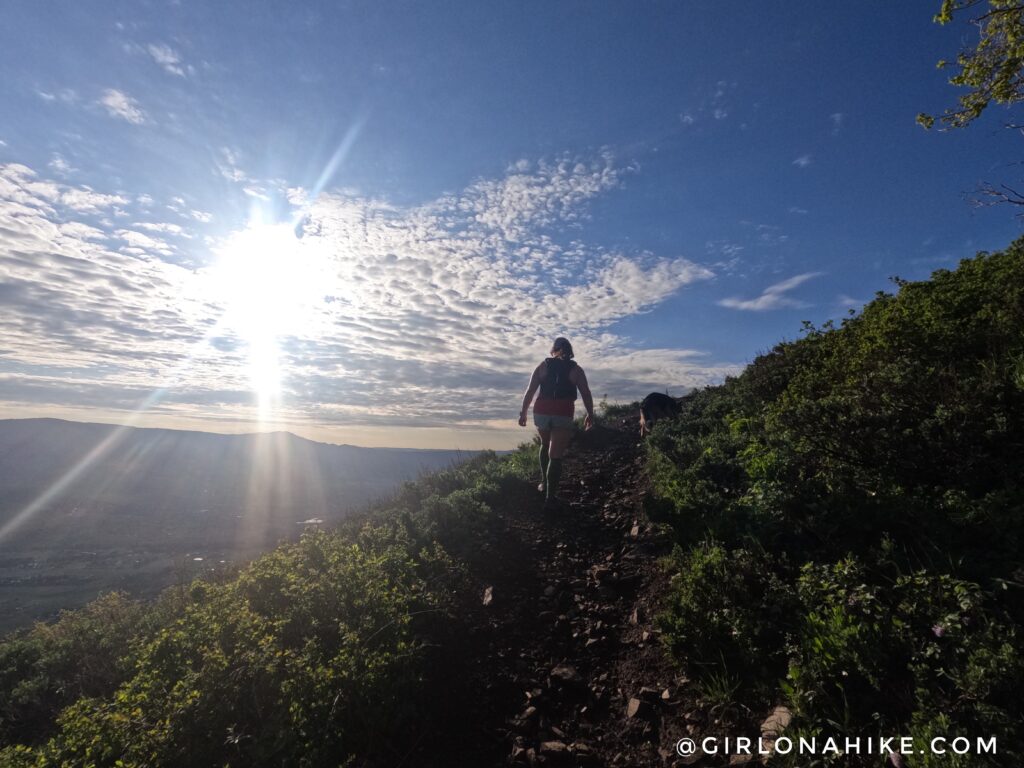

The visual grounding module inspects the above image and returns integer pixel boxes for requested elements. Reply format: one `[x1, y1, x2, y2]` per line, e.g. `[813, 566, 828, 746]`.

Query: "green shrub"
[0, 447, 536, 766]
[0, 592, 150, 747]
[650, 240, 1024, 761]
[658, 541, 795, 698]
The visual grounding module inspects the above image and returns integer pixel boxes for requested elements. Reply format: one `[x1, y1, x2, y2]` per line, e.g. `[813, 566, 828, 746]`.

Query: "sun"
[208, 222, 328, 413]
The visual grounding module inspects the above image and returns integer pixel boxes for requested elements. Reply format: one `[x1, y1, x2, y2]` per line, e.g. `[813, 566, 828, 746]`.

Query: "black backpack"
[540, 357, 578, 400]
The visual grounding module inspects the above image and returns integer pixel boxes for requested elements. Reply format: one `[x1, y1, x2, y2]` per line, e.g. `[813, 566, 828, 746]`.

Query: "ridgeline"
[1, 241, 1022, 767]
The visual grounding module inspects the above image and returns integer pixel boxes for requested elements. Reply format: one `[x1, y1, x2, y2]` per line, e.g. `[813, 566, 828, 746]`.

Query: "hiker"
[518, 337, 596, 507]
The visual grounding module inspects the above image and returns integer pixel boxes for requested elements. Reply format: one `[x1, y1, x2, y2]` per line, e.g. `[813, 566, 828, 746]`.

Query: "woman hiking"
[518, 337, 596, 508]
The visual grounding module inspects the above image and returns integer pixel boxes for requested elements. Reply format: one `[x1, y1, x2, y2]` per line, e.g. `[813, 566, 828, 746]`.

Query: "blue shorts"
[533, 413, 575, 430]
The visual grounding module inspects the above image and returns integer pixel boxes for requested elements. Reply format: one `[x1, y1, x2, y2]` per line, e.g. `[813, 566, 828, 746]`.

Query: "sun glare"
[209, 223, 328, 417]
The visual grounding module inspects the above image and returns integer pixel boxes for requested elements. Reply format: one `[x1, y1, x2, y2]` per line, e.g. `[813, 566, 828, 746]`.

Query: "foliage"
[0, 444, 536, 766]
[0, 593, 151, 747]
[918, 1, 1024, 129]
[658, 542, 794, 694]
[649, 241, 1024, 762]
[599, 399, 639, 419]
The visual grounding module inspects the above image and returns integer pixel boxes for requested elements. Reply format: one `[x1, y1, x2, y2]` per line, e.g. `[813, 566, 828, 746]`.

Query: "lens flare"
[209, 223, 328, 417]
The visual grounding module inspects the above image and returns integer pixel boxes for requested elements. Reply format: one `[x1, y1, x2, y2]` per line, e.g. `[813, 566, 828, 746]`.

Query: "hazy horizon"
[0, 411, 521, 450]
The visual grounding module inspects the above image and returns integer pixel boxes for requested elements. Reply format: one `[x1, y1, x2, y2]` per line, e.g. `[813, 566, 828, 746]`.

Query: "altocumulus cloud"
[0, 157, 737, 431]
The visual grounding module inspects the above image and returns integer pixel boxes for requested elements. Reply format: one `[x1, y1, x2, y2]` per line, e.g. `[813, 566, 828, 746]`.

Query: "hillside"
[0, 419, 473, 632]
[1, 242, 1022, 767]
[0, 417, 686, 767]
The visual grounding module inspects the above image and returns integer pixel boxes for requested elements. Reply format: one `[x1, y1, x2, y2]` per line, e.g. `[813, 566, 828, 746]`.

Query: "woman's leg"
[545, 427, 573, 500]
[537, 428, 551, 491]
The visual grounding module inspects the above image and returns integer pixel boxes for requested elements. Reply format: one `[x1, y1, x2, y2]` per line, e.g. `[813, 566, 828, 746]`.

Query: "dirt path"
[430, 417, 700, 767]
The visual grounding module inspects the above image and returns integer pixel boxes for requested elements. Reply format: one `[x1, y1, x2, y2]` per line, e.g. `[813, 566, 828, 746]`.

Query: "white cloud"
[788, 206, 808, 215]
[99, 89, 146, 124]
[243, 185, 270, 200]
[115, 228, 173, 255]
[792, 154, 812, 168]
[217, 147, 250, 183]
[713, 108, 728, 120]
[61, 187, 129, 213]
[830, 112, 844, 134]
[740, 221, 790, 247]
[680, 113, 695, 126]
[37, 88, 78, 105]
[48, 154, 73, 174]
[146, 43, 186, 76]
[718, 272, 822, 311]
[837, 293, 862, 308]
[135, 221, 189, 237]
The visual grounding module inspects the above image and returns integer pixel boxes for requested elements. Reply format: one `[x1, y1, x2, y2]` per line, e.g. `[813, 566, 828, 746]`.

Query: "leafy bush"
[658, 541, 794, 695]
[0, 592, 151, 747]
[650, 240, 1024, 761]
[0, 445, 536, 767]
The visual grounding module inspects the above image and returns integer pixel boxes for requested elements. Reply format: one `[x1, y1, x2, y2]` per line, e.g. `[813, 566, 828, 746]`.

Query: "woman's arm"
[572, 366, 596, 430]
[518, 362, 545, 426]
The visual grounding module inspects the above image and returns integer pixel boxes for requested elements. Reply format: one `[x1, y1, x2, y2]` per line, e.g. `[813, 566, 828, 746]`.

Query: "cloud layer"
[0, 157, 737, 436]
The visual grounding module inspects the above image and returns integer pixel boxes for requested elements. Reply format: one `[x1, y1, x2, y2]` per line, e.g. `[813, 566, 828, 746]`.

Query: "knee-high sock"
[546, 457, 563, 499]
[539, 443, 550, 484]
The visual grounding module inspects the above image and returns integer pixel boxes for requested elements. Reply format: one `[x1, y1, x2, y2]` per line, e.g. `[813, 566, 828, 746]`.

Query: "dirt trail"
[431, 416, 701, 767]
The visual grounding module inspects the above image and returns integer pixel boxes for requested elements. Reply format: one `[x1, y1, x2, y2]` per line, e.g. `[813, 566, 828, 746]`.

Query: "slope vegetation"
[1, 241, 1022, 767]
[648, 241, 1024, 766]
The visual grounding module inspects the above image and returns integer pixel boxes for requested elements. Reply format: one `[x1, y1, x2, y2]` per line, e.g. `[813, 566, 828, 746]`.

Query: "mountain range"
[0, 418, 479, 631]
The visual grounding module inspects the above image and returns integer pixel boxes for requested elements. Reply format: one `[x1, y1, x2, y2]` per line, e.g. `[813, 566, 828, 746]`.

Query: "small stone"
[540, 740, 569, 756]
[626, 697, 653, 719]
[549, 665, 585, 688]
[760, 705, 792, 737]
[482, 585, 493, 606]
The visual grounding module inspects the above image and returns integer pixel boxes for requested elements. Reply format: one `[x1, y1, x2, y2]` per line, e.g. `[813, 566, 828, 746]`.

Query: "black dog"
[639, 392, 682, 436]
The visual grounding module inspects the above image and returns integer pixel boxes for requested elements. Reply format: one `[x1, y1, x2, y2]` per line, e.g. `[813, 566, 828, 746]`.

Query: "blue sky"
[0, 1, 1020, 448]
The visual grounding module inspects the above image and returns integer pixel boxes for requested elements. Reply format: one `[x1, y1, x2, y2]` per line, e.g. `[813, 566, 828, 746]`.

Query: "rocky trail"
[420, 415, 722, 768]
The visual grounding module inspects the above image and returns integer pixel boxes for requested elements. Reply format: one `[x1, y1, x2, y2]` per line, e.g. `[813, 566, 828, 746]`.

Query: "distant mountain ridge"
[0, 418, 481, 630]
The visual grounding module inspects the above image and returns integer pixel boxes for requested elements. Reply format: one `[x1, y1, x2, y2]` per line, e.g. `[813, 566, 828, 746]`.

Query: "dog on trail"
[639, 392, 682, 437]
